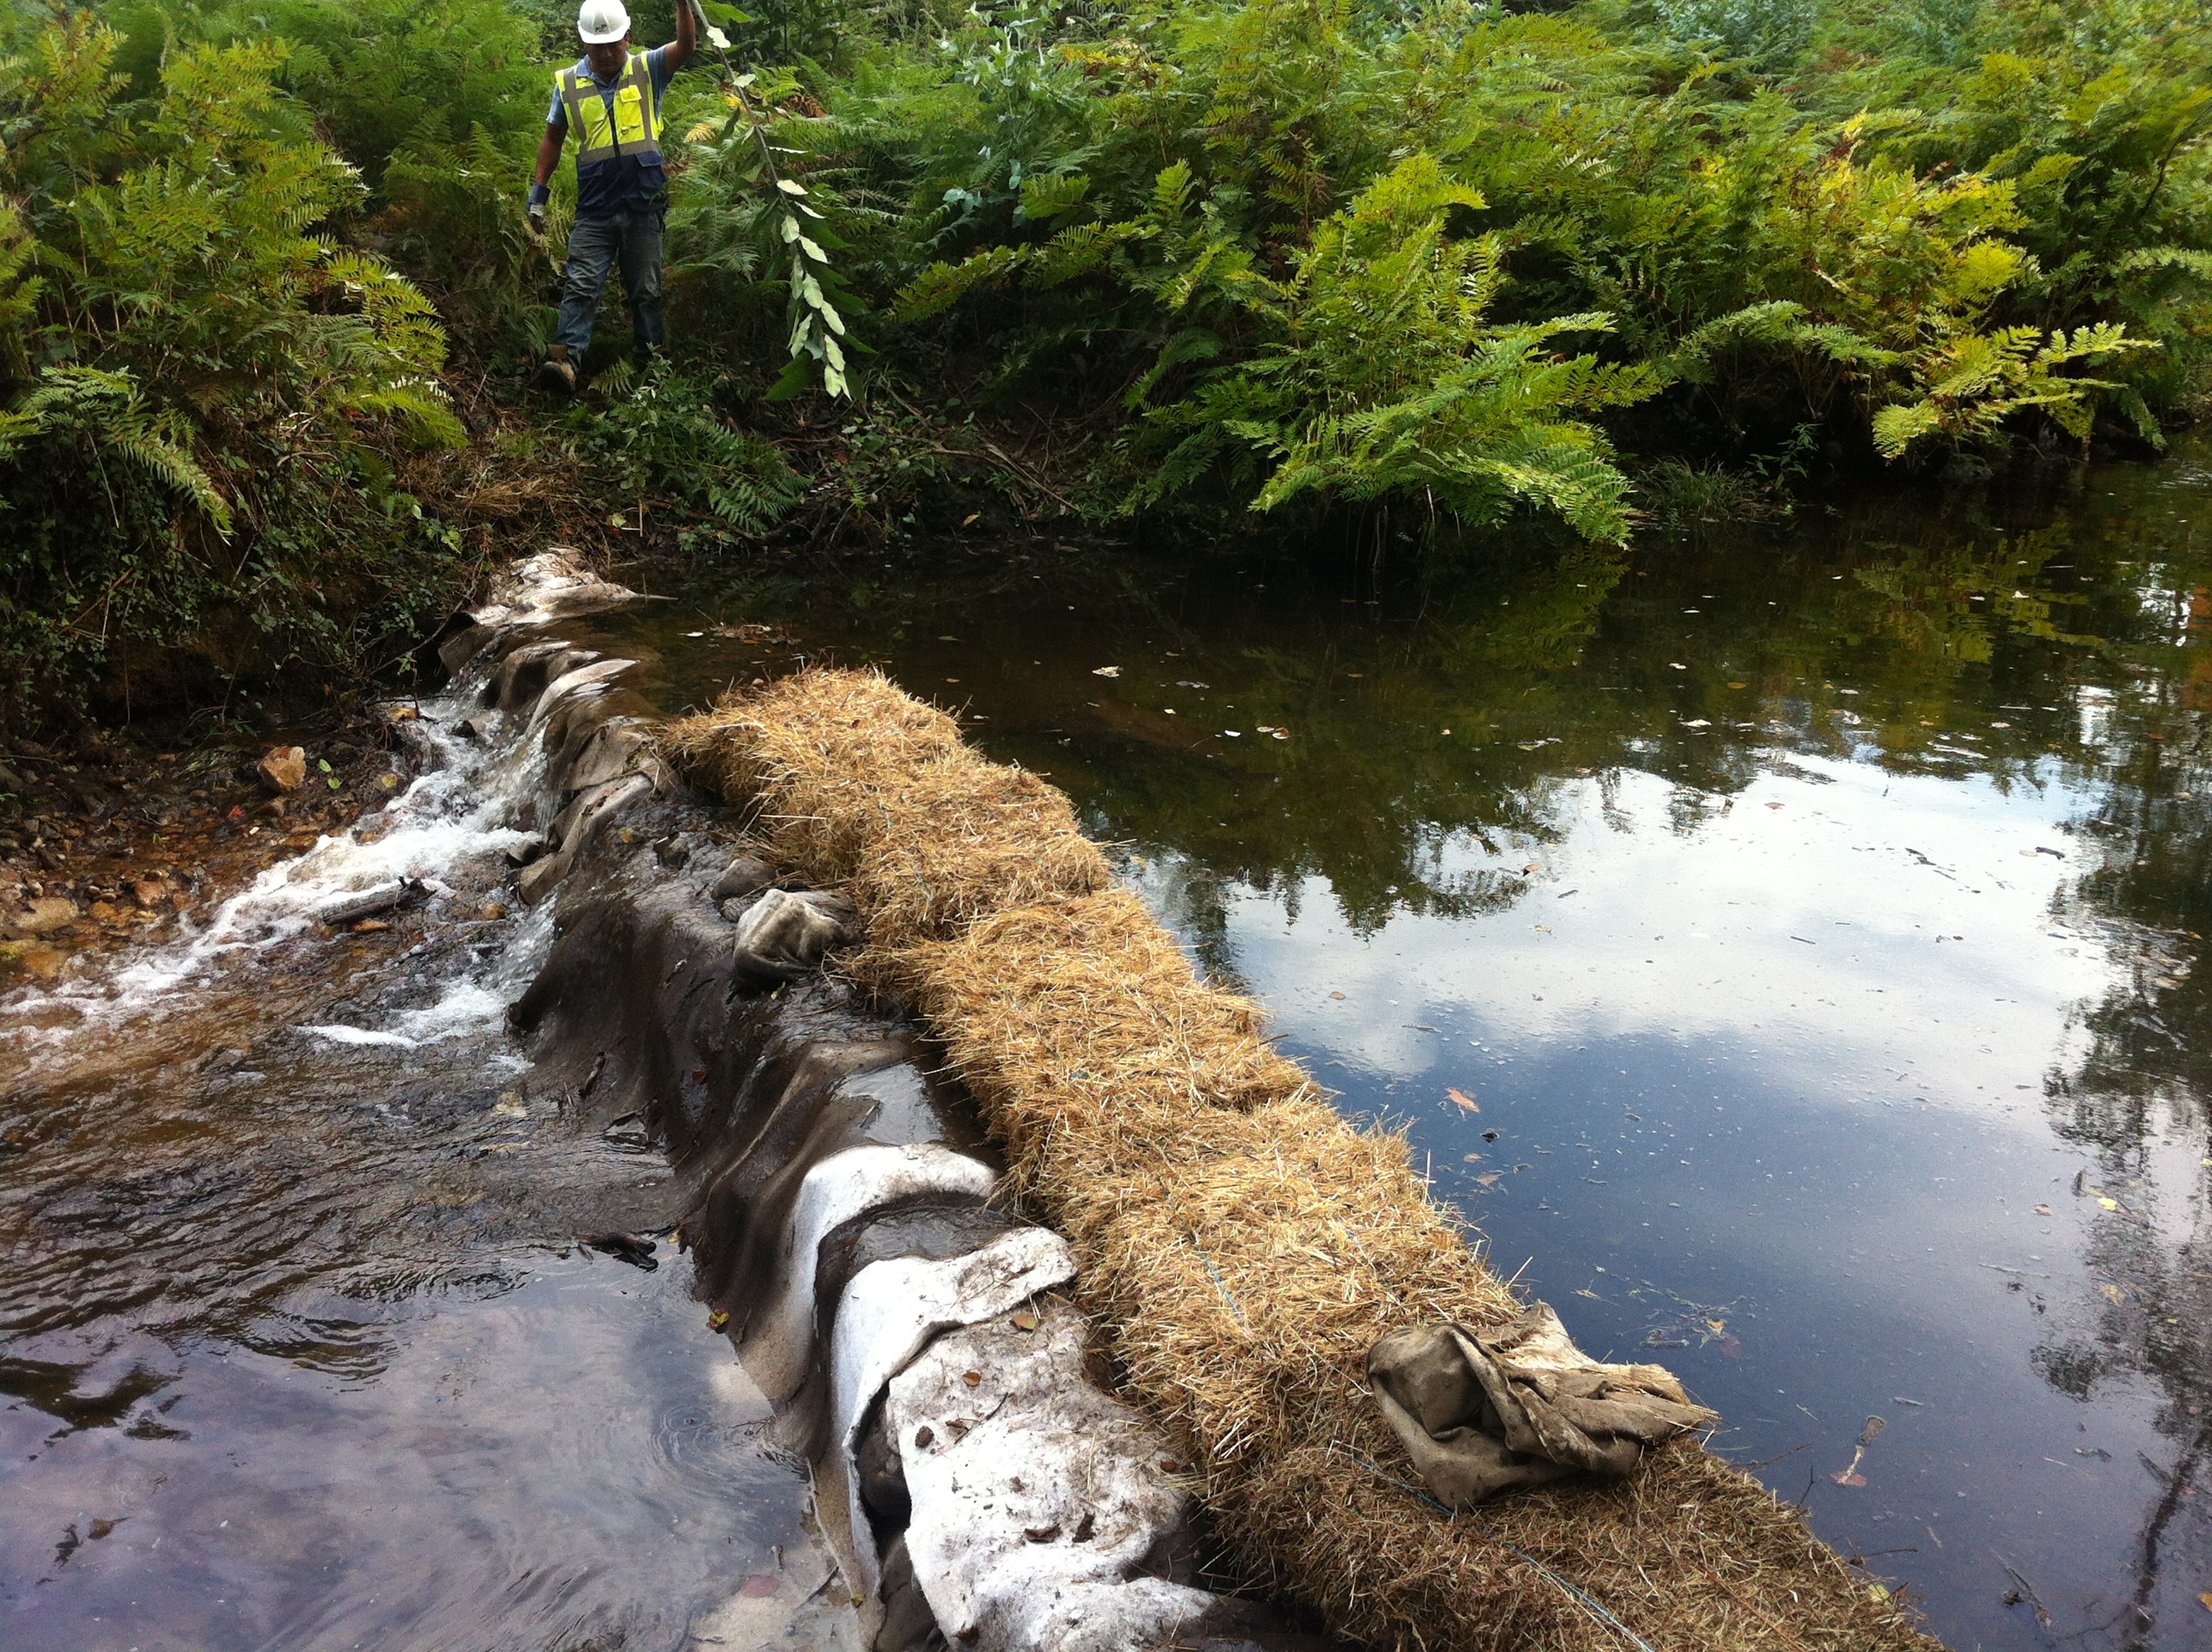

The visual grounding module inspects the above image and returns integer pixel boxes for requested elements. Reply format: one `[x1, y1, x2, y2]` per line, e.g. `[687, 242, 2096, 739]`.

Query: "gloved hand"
[526, 183, 550, 235]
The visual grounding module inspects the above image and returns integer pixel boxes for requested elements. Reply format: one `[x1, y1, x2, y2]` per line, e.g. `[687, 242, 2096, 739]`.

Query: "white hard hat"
[577, 0, 631, 43]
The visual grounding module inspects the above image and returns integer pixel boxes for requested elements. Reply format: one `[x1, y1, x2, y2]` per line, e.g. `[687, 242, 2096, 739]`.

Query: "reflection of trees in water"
[2029, 625, 2212, 1643]
[1109, 467, 2212, 1642]
[1079, 499, 2174, 945]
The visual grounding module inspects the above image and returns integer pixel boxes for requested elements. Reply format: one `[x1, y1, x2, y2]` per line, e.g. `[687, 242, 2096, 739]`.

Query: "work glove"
[526, 183, 550, 235]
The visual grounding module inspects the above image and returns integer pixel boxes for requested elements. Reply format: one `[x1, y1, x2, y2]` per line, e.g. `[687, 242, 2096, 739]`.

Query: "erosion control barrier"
[434, 555, 1321, 1652]
[663, 668, 1947, 1652]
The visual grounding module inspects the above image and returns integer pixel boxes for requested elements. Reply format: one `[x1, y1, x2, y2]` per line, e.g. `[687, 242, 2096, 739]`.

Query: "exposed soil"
[0, 711, 434, 989]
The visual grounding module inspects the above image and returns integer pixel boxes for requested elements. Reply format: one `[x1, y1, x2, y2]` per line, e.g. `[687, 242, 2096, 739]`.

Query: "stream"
[5, 440, 2210, 1652]
[2, 654, 847, 1651]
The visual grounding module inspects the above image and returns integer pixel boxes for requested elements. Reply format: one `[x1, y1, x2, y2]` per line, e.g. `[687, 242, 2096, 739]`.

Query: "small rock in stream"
[712, 854, 777, 903]
[9, 896, 81, 936]
[582, 1231, 659, 1271]
[602, 1112, 656, 1150]
[256, 746, 308, 793]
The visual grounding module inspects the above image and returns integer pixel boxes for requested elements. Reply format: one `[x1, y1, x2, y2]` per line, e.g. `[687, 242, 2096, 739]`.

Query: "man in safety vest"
[527, 0, 696, 394]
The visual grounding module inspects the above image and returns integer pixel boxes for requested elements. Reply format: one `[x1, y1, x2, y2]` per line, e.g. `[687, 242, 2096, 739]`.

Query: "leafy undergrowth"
[5, 0, 2209, 730]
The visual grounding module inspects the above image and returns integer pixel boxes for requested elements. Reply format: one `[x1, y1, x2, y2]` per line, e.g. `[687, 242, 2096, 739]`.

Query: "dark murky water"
[641, 444, 2212, 1650]
[1, 694, 843, 1649]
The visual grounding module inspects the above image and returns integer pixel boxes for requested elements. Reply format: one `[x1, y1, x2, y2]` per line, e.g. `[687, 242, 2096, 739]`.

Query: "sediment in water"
[663, 667, 1946, 1652]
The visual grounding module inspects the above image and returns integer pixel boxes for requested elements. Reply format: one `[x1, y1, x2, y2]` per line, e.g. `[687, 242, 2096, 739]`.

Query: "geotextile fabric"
[1367, 1312, 1716, 1508]
[661, 668, 1947, 1652]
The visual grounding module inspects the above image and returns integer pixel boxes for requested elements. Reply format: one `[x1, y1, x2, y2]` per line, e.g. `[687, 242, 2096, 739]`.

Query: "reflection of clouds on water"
[1166, 758, 2110, 1126]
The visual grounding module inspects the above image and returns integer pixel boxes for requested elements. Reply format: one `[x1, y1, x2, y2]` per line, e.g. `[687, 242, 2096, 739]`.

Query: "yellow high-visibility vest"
[556, 52, 662, 167]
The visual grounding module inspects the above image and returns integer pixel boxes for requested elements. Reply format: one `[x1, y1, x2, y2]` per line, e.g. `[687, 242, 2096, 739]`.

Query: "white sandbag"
[743, 1143, 998, 1404]
[826, 1231, 1077, 1597]
[886, 1302, 1227, 1652]
[731, 887, 855, 978]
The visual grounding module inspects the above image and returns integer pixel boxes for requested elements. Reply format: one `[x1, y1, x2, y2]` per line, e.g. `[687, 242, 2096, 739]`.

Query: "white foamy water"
[4, 671, 557, 1042]
[294, 930, 550, 1050]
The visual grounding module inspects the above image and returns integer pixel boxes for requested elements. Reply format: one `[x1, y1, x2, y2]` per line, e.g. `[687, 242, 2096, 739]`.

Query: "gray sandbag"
[712, 852, 778, 904]
[1365, 1305, 1714, 1508]
[729, 887, 856, 980]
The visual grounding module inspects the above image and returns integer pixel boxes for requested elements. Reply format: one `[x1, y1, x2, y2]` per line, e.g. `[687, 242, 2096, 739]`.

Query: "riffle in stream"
[0, 570, 849, 1652]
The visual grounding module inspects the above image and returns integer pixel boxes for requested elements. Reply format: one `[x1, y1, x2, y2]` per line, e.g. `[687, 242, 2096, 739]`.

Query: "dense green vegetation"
[2, 0, 2208, 723]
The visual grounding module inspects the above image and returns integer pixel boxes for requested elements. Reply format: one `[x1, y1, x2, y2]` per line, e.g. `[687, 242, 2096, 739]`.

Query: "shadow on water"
[637, 441, 2212, 1649]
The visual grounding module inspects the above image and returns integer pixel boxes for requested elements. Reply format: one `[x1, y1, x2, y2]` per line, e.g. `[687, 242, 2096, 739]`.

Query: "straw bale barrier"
[664, 668, 1942, 1652]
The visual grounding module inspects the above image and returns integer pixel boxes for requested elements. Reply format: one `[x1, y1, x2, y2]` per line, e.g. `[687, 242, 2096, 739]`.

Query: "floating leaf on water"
[1447, 1087, 1480, 1113]
[1091, 665, 1121, 677]
[1727, 681, 1748, 689]
[1707, 1318, 1726, 1335]
[1859, 1416, 1886, 1445]
[1475, 1172, 1501, 1186]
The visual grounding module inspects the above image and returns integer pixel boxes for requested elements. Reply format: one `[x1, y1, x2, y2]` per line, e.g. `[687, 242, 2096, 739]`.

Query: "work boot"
[536, 346, 577, 397]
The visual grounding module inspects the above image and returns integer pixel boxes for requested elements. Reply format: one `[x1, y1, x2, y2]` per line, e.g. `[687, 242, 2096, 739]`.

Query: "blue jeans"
[556, 206, 665, 362]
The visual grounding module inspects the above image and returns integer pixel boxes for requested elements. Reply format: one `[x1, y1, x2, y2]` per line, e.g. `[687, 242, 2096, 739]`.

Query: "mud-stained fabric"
[1366, 1306, 1714, 1508]
[730, 887, 856, 980]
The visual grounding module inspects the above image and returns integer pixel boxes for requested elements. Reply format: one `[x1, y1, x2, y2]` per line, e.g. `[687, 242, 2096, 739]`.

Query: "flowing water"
[1, 661, 844, 1651]
[632, 442, 2212, 1651]
[7, 442, 2210, 1652]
